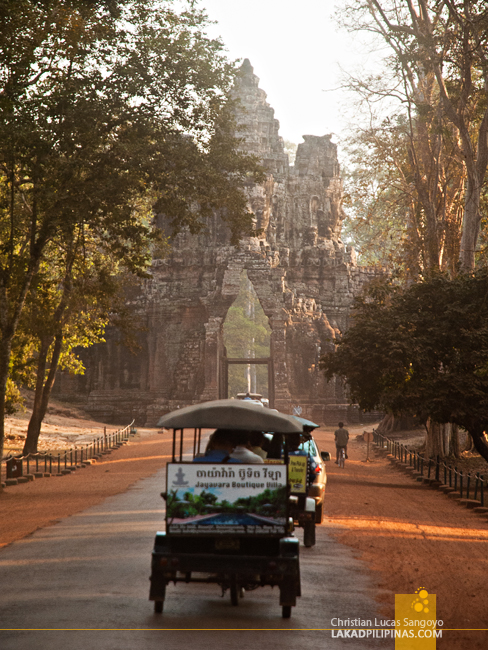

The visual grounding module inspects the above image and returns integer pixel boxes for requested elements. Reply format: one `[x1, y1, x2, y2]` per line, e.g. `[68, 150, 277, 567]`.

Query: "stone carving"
[55, 60, 380, 425]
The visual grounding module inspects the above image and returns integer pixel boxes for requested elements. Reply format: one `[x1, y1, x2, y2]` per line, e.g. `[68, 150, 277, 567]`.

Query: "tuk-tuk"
[261, 418, 325, 549]
[288, 416, 330, 548]
[149, 399, 307, 618]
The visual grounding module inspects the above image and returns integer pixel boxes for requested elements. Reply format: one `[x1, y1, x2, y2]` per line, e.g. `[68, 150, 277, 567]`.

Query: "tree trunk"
[459, 173, 481, 271]
[469, 428, 488, 464]
[0, 338, 13, 491]
[23, 338, 50, 455]
[376, 413, 419, 434]
[425, 419, 444, 458]
[425, 421, 464, 459]
[446, 423, 460, 457]
[23, 334, 63, 455]
[463, 432, 474, 452]
[450, 424, 461, 458]
[376, 413, 394, 434]
[22, 258, 73, 455]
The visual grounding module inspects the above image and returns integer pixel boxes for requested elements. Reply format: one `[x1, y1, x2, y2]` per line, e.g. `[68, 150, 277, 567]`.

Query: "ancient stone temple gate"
[56, 61, 378, 426]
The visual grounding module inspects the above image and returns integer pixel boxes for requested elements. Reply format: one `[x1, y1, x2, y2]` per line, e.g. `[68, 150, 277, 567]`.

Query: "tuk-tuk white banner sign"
[166, 463, 287, 535]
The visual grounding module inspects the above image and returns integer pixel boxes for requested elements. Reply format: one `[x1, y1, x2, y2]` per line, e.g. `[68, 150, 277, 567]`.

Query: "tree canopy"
[338, 0, 488, 275]
[321, 270, 488, 462]
[342, 110, 465, 278]
[0, 0, 264, 476]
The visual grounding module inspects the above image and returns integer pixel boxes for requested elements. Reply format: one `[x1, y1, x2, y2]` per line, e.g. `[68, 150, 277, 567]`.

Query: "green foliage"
[340, 76, 465, 279]
[18, 235, 120, 378]
[224, 283, 271, 358]
[337, 0, 488, 275]
[0, 0, 265, 462]
[167, 486, 287, 519]
[341, 117, 412, 270]
[4, 377, 22, 415]
[321, 270, 488, 460]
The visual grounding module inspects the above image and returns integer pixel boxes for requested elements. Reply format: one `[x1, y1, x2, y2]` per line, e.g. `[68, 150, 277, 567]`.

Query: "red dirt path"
[1, 425, 487, 648]
[312, 426, 488, 650]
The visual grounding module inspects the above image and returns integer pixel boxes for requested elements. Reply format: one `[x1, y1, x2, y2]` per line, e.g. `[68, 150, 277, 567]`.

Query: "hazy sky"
[201, 0, 374, 146]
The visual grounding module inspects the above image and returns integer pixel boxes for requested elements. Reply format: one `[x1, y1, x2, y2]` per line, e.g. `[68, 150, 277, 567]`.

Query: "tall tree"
[343, 111, 465, 277]
[0, 0, 263, 484]
[339, 0, 488, 271]
[19, 229, 132, 454]
[321, 271, 488, 462]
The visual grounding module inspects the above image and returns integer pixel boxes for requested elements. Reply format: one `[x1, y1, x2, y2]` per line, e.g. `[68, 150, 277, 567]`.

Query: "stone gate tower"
[55, 60, 378, 425]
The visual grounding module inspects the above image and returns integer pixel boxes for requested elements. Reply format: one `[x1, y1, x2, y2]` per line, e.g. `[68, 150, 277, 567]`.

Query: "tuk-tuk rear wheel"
[315, 501, 323, 524]
[282, 605, 292, 618]
[303, 520, 316, 547]
[154, 600, 163, 614]
[230, 576, 239, 606]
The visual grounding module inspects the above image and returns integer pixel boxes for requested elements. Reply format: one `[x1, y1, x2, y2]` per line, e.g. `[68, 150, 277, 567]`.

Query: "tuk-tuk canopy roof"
[293, 415, 319, 431]
[157, 399, 303, 434]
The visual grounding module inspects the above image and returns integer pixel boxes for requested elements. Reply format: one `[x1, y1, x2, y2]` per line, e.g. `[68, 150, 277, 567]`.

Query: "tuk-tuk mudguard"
[290, 495, 316, 526]
[296, 497, 316, 523]
[149, 533, 300, 602]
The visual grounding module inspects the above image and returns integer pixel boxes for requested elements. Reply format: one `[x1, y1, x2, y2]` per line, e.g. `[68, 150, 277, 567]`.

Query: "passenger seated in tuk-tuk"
[249, 431, 268, 460]
[229, 430, 264, 464]
[194, 429, 241, 463]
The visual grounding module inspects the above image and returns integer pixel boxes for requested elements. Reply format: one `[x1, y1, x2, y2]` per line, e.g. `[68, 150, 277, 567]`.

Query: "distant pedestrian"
[334, 422, 349, 464]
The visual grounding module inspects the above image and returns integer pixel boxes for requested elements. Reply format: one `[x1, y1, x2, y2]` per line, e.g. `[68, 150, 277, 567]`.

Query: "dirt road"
[1, 424, 487, 648]
[0, 429, 387, 649]
[312, 427, 488, 649]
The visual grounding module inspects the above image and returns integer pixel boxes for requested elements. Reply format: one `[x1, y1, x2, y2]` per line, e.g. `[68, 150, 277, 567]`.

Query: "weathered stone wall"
[55, 60, 380, 425]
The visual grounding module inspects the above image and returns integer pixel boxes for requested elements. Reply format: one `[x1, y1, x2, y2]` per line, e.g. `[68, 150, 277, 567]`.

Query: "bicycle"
[338, 446, 346, 469]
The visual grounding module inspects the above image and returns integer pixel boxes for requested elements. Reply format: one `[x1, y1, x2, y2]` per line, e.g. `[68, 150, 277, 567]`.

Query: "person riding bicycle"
[334, 422, 349, 464]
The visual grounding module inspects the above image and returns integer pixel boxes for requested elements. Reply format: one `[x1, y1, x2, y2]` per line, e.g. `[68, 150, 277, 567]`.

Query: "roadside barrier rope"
[1, 420, 136, 486]
[372, 429, 486, 509]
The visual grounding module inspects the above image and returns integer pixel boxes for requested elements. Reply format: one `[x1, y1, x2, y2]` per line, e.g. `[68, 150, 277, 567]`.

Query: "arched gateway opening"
[221, 271, 273, 404]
